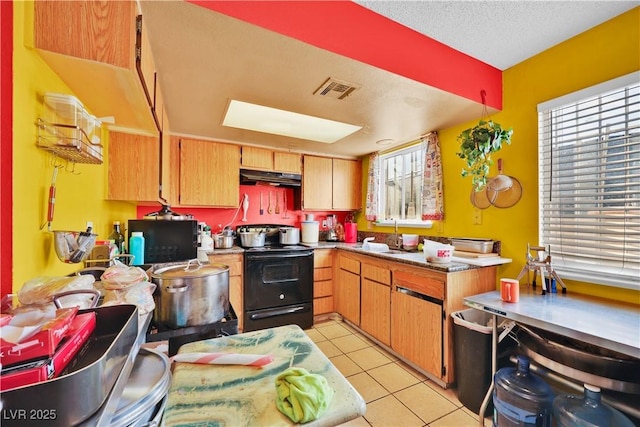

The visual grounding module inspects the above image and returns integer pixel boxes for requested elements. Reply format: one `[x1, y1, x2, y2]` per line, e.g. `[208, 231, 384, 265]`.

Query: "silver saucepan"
[279, 227, 300, 245]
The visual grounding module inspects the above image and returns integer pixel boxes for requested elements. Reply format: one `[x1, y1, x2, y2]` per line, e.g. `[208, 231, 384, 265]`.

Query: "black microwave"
[127, 219, 198, 263]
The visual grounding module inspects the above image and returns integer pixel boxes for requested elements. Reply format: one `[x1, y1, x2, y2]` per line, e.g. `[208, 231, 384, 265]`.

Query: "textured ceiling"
[354, 1, 639, 70]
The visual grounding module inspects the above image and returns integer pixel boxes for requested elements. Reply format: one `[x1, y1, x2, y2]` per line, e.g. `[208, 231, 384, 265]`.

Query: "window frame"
[537, 72, 640, 290]
[376, 144, 433, 228]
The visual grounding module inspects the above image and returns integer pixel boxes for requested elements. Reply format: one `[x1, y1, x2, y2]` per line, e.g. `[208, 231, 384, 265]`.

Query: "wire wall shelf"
[37, 118, 103, 165]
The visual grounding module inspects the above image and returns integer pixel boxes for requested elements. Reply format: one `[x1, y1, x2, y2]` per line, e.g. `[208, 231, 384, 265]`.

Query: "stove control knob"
[279, 294, 285, 300]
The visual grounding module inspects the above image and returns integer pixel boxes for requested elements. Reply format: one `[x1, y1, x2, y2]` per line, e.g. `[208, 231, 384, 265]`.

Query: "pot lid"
[151, 261, 229, 279]
[144, 203, 193, 220]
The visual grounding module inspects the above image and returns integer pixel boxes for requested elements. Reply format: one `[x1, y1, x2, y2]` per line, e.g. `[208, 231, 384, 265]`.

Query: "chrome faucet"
[393, 220, 402, 248]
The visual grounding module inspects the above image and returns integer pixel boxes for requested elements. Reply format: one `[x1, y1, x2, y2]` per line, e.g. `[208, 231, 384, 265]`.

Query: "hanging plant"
[456, 119, 513, 191]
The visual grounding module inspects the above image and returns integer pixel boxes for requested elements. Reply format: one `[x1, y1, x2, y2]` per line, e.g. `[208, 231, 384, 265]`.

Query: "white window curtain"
[537, 72, 640, 289]
[365, 152, 379, 221]
[421, 132, 444, 220]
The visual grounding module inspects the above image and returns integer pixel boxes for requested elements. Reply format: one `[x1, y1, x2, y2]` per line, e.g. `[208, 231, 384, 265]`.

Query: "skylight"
[222, 100, 362, 143]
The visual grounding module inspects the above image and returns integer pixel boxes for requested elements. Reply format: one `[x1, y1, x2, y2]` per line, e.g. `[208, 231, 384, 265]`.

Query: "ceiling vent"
[314, 78, 360, 100]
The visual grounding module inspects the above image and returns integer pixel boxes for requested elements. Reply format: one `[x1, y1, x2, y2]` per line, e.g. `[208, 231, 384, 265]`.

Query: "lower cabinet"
[390, 276, 443, 379]
[208, 253, 243, 331]
[313, 249, 334, 316]
[335, 252, 361, 325]
[360, 262, 391, 346]
[333, 250, 497, 387]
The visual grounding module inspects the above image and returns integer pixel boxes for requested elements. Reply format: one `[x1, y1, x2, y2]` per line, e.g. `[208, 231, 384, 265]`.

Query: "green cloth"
[275, 367, 334, 423]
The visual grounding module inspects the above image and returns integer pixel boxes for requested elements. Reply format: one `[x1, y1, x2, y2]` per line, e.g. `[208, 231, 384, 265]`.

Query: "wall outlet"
[437, 221, 444, 234]
[473, 208, 482, 225]
[322, 220, 327, 228]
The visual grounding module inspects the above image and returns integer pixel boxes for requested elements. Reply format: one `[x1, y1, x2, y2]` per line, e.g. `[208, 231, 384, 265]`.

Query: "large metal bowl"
[54, 230, 98, 263]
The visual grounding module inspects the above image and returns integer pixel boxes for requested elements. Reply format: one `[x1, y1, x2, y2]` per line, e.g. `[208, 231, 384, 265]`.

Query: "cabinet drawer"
[314, 249, 333, 268]
[393, 270, 444, 301]
[338, 256, 360, 274]
[314, 279, 333, 298]
[314, 267, 333, 282]
[362, 263, 390, 286]
[314, 296, 334, 315]
[209, 254, 242, 277]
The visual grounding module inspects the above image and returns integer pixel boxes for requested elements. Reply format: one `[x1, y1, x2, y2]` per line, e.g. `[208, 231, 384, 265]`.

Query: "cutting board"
[454, 250, 499, 258]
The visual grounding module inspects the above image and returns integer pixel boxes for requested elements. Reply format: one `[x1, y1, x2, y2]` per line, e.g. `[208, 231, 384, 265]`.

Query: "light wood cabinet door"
[313, 249, 334, 316]
[209, 253, 243, 331]
[391, 287, 443, 379]
[107, 131, 159, 202]
[302, 156, 361, 210]
[332, 158, 361, 210]
[241, 146, 273, 170]
[336, 268, 360, 325]
[274, 152, 302, 173]
[360, 278, 391, 345]
[179, 138, 240, 207]
[33, 1, 157, 132]
[303, 156, 333, 210]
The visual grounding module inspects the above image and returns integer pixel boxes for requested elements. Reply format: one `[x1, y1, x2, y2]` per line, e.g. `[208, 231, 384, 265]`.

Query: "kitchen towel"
[275, 367, 334, 423]
[172, 352, 274, 366]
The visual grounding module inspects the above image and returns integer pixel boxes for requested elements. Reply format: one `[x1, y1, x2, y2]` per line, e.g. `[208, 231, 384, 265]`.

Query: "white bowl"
[424, 243, 454, 263]
[402, 234, 419, 248]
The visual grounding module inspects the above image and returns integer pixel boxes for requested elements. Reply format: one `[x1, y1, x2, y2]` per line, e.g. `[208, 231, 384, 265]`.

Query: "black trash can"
[452, 308, 516, 417]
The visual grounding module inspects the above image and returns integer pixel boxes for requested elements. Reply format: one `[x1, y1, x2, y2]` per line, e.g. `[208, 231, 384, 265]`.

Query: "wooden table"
[163, 324, 366, 426]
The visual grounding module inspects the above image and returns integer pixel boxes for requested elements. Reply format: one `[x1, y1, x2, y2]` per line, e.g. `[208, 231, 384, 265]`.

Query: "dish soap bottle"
[129, 231, 145, 266]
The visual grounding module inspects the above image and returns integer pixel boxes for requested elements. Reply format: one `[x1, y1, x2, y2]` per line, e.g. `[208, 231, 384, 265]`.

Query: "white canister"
[301, 221, 319, 243]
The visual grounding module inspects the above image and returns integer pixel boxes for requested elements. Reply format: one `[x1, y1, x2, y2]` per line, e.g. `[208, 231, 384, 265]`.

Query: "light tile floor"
[306, 319, 492, 427]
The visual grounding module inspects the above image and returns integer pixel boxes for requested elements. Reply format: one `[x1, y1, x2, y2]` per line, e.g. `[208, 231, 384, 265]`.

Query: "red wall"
[188, 0, 503, 109]
[136, 185, 352, 235]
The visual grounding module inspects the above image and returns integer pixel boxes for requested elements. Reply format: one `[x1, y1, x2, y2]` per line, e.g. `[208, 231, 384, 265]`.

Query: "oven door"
[244, 302, 313, 332]
[244, 251, 314, 311]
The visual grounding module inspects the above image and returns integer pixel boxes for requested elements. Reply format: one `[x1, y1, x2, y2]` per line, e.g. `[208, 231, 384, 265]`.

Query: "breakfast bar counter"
[162, 324, 366, 426]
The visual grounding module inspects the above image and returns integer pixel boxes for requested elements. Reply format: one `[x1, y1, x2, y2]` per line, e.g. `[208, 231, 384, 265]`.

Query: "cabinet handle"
[395, 286, 443, 306]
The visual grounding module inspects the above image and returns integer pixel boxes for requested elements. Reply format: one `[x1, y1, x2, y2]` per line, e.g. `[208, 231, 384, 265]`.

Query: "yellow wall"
[12, 1, 136, 291]
[360, 7, 640, 304]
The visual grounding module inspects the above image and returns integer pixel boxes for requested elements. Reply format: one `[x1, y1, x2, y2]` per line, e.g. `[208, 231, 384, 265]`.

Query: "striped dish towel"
[172, 352, 274, 367]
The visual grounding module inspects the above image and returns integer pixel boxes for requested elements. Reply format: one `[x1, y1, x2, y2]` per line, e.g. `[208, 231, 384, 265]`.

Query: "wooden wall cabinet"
[302, 155, 361, 210]
[241, 146, 302, 174]
[313, 249, 334, 316]
[178, 138, 240, 207]
[208, 253, 243, 332]
[107, 131, 160, 202]
[34, 0, 158, 133]
[334, 252, 361, 325]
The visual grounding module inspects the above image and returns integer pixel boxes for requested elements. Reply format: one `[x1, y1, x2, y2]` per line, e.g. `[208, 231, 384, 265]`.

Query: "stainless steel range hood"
[240, 169, 302, 187]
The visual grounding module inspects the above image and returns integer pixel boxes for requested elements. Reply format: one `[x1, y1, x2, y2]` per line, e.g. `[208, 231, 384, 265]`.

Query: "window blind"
[538, 74, 640, 290]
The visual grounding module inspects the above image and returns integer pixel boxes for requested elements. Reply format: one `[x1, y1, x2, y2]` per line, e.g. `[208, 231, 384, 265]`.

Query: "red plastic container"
[344, 223, 357, 243]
